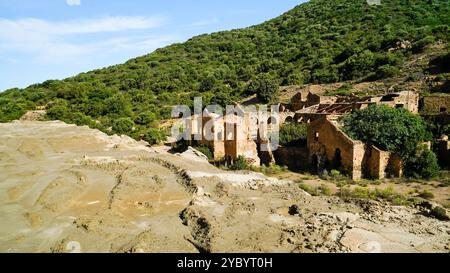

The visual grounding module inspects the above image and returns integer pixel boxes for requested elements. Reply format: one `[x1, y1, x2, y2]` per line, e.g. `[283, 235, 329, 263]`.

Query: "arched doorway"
[332, 148, 342, 170]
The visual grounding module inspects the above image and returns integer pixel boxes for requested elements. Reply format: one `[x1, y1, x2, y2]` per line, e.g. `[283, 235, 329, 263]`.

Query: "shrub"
[279, 123, 307, 146]
[376, 64, 400, 78]
[257, 164, 288, 175]
[135, 111, 157, 125]
[229, 155, 250, 171]
[318, 184, 332, 196]
[112, 118, 134, 135]
[299, 183, 320, 196]
[338, 186, 410, 205]
[404, 148, 440, 179]
[418, 190, 435, 200]
[194, 145, 213, 160]
[143, 128, 167, 145]
[247, 74, 279, 103]
[46, 99, 70, 120]
[412, 36, 435, 53]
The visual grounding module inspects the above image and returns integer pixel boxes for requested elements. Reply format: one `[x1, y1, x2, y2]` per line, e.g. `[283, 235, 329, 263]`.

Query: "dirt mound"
[0, 121, 448, 253]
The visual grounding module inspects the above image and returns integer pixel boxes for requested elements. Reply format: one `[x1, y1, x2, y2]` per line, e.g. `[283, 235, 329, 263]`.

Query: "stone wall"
[363, 145, 391, 179]
[273, 146, 309, 171]
[437, 136, 450, 169]
[307, 117, 365, 180]
[378, 91, 420, 113]
[421, 95, 450, 114]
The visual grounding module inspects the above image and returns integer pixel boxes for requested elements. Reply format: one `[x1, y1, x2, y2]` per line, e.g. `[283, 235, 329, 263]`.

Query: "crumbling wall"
[306, 93, 338, 107]
[379, 91, 419, 113]
[386, 154, 403, 177]
[363, 145, 391, 179]
[307, 118, 364, 180]
[421, 95, 450, 114]
[437, 136, 450, 169]
[273, 146, 309, 171]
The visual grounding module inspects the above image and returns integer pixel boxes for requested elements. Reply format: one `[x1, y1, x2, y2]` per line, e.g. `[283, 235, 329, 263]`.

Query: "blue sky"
[0, 0, 306, 91]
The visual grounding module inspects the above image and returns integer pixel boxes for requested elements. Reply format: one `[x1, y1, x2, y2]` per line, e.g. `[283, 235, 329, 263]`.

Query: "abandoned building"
[307, 116, 403, 180]
[420, 94, 450, 114]
[185, 107, 262, 166]
[177, 88, 450, 180]
[290, 91, 419, 124]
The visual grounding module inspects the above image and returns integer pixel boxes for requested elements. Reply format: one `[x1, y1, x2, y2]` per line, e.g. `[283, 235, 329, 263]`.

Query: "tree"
[143, 128, 167, 145]
[279, 123, 307, 147]
[404, 146, 440, 179]
[199, 74, 217, 92]
[343, 105, 429, 159]
[247, 74, 279, 103]
[46, 99, 70, 120]
[112, 118, 134, 135]
[135, 111, 157, 125]
[104, 94, 132, 117]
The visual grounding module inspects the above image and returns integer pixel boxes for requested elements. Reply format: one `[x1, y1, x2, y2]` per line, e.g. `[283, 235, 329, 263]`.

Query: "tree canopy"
[343, 105, 429, 158]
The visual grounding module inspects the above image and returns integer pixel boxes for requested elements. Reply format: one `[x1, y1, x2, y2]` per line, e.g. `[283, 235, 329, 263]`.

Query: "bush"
[46, 99, 70, 120]
[299, 183, 320, 196]
[419, 190, 435, 200]
[338, 186, 409, 205]
[258, 164, 288, 175]
[143, 128, 166, 145]
[247, 74, 279, 103]
[412, 36, 435, 53]
[376, 64, 400, 78]
[135, 111, 157, 125]
[404, 148, 440, 179]
[112, 118, 134, 135]
[229, 155, 250, 171]
[194, 145, 213, 160]
[279, 123, 307, 146]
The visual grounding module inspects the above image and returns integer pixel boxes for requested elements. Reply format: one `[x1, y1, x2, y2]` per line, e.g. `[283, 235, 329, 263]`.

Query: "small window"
[440, 107, 447, 113]
[395, 104, 404, 109]
[315, 132, 319, 141]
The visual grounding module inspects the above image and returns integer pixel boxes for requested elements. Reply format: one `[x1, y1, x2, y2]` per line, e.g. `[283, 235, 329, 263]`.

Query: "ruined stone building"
[291, 91, 420, 124]
[180, 90, 421, 179]
[420, 94, 450, 114]
[186, 107, 261, 166]
[307, 117, 402, 180]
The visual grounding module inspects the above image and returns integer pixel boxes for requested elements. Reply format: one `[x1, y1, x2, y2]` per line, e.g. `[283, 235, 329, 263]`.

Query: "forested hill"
[1, 0, 449, 141]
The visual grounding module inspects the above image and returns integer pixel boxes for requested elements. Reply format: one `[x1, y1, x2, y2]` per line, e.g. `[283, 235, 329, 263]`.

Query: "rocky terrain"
[0, 121, 449, 253]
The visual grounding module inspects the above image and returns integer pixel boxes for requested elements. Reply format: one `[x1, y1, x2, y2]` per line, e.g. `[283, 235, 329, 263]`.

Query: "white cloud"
[0, 16, 173, 64]
[66, 0, 81, 6]
[0, 16, 165, 36]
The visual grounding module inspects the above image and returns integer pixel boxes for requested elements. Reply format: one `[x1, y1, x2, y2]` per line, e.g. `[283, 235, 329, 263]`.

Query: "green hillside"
[1, 0, 449, 141]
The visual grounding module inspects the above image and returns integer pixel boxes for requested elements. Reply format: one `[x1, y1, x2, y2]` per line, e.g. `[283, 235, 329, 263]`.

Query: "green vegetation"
[229, 155, 251, 171]
[418, 190, 435, 200]
[143, 128, 167, 145]
[112, 118, 134, 135]
[343, 105, 439, 179]
[279, 123, 307, 146]
[338, 186, 411, 206]
[1, 0, 449, 144]
[343, 105, 429, 158]
[404, 146, 440, 179]
[298, 182, 332, 196]
[247, 74, 279, 103]
[194, 145, 214, 161]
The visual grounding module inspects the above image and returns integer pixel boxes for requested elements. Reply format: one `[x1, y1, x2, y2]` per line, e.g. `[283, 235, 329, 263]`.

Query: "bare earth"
[0, 121, 449, 253]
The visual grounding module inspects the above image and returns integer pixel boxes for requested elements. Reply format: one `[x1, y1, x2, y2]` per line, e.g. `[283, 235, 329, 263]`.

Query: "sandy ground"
[0, 121, 449, 253]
